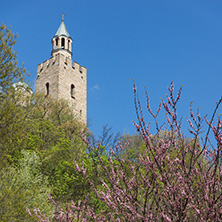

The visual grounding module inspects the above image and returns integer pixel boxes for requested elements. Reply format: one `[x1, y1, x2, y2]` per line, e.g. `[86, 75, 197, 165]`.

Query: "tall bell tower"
[36, 17, 87, 124]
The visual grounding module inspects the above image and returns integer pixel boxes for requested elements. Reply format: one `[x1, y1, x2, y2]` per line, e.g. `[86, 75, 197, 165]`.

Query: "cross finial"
[61, 13, 65, 21]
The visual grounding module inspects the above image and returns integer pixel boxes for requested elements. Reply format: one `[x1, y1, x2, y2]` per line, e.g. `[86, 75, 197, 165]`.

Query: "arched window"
[55, 38, 58, 46]
[68, 40, 70, 51]
[71, 84, 75, 98]
[61, 38, 65, 48]
[46, 82, 49, 96]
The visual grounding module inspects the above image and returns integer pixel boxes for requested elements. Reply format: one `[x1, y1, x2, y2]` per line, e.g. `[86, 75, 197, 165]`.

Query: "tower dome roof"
[13, 81, 30, 90]
[55, 20, 70, 38]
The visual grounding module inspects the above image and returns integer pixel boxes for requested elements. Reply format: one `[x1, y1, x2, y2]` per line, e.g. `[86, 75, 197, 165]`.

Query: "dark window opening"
[71, 84, 75, 98]
[68, 40, 70, 50]
[46, 82, 49, 96]
[55, 38, 58, 46]
[61, 38, 65, 48]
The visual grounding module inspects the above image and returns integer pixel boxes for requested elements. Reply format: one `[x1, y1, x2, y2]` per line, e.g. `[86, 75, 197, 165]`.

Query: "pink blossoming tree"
[28, 82, 222, 221]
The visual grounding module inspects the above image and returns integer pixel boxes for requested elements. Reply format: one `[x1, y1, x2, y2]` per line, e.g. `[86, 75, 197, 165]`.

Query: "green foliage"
[120, 133, 145, 162]
[0, 23, 30, 166]
[25, 96, 88, 203]
[0, 91, 90, 209]
[0, 84, 31, 166]
[0, 91, 93, 218]
[0, 151, 52, 222]
[0, 23, 26, 96]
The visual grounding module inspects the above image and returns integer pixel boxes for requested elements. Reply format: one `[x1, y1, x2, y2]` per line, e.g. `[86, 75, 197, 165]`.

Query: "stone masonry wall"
[36, 53, 87, 124]
[36, 55, 60, 100]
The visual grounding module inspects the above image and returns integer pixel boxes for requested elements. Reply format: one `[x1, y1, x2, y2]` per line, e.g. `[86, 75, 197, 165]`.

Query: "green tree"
[120, 133, 145, 162]
[0, 23, 30, 166]
[0, 151, 52, 222]
[0, 87, 32, 166]
[0, 23, 26, 96]
[25, 95, 89, 203]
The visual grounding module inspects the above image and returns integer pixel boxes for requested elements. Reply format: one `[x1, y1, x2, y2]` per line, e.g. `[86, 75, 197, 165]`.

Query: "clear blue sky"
[1, 0, 222, 138]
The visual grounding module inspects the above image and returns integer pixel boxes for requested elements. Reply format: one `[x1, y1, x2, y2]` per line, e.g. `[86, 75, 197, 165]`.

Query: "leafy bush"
[0, 151, 52, 222]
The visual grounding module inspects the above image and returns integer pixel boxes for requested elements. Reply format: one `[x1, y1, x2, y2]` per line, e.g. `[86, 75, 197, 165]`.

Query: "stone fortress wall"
[36, 53, 87, 124]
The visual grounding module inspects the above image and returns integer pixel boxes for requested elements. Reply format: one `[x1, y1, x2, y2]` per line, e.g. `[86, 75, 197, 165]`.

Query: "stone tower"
[36, 17, 87, 124]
